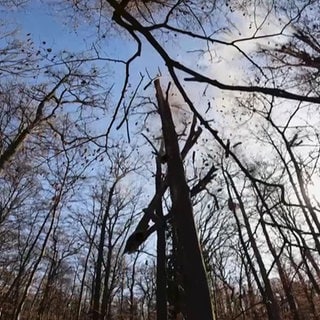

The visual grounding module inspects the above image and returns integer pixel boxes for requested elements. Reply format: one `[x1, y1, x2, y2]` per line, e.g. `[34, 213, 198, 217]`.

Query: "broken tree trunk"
[154, 79, 215, 320]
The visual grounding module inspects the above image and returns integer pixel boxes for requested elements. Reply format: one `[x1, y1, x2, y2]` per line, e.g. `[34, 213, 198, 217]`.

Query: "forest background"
[1, 1, 320, 320]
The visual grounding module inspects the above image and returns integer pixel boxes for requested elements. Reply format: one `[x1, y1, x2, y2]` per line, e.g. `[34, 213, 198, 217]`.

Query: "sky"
[0, 0, 300, 165]
[2, 1, 164, 74]
[3, 1, 88, 52]
[1, 1, 254, 103]
[1, 1, 309, 174]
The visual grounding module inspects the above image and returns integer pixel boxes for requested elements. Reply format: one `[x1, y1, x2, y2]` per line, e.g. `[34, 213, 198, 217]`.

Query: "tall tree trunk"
[227, 172, 281, 320]
[154, 79, 214, 320]
[258, 213, 300, 320]
[76, 217, 98, 320]
[155, 156, 168, 320]
[90, 182, 116, 320]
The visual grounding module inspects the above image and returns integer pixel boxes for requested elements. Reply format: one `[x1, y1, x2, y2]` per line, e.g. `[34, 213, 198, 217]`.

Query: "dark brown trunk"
[154, 79, 214, 320]
[227, 172, 281, 320]
[90, 182, 116, 320]
[155, 156, 168, 320]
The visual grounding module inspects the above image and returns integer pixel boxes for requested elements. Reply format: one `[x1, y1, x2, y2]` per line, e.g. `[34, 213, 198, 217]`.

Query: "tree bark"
[155, 155, 168, 320]
[90, 182, 116, 320]
[154, 79, 214, 320]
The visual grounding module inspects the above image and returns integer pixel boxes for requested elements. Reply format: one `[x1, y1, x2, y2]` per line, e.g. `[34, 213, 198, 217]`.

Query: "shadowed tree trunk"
[154, 78, 214, 320]
[155, 154, 168, 320]
[90, 181, 116, 320]
[226, 171, 281, 320]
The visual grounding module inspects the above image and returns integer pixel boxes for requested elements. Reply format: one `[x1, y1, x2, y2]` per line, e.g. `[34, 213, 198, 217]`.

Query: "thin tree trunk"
[76, 218, 98, 320]
[155, 155, 168, 320]
[90, 182, 116, 320]
[227, 172, 281, 320]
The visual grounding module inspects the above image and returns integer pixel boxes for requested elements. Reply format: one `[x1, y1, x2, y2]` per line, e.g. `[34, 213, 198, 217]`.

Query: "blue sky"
[1, 1, 166, 119]
[1, 1, 203, 89]
[3, 1, 88, 52]
[0, 0, 248, 142]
